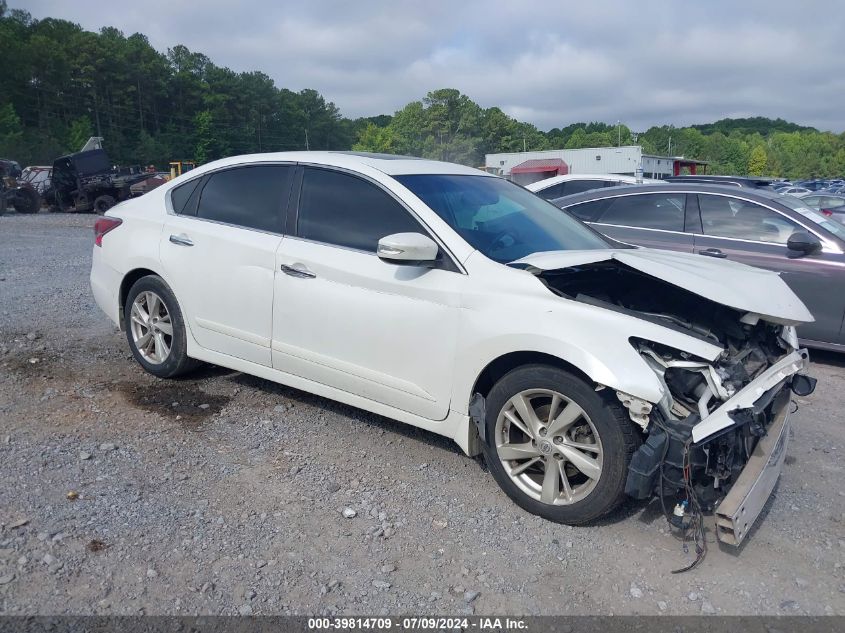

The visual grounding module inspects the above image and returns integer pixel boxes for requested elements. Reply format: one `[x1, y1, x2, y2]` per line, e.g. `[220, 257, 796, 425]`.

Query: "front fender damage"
[527, 254, 816, 554]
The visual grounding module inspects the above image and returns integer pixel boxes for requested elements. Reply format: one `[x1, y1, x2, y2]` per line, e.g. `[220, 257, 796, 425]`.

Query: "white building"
[485, 146, 706, 185]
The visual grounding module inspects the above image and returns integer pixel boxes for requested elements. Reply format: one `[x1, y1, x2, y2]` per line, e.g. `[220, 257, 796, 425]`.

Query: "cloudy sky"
[18, 0, 845, 132]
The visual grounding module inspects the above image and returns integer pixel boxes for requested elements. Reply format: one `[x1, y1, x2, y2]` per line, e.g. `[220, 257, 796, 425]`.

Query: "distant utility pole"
[617, 120, 621, 146]
[668, 136, 672, 156]
[305, 129, 310, 151]
[523, 137, 526, 152]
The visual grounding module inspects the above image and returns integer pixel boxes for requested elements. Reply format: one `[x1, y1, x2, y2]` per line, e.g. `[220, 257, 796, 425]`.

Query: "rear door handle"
[169, 234, 194, 247]
[698, 247, 727, 258]
[280, 263, 316, 279]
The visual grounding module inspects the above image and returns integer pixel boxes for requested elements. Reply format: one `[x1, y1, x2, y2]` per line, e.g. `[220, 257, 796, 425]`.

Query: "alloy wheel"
[495, 388, 603, 505]
[129, 291, 173, 364]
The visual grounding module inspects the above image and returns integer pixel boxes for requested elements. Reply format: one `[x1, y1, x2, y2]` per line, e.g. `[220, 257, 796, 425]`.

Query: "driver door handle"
[281, 263, 316, 279]
[698, 247, 727, 258]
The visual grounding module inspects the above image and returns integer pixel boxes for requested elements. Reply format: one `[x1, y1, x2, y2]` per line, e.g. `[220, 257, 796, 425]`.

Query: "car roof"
[177, 151, 489, 178]
[664, 175, 776, 187]
[551, 182, 796, 207]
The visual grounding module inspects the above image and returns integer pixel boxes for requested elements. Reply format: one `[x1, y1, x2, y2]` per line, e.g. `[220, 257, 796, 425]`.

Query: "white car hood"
[511, 248, 814, 324]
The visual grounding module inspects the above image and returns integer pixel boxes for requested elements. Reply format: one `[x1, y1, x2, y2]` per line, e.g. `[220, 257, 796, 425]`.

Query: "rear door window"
[594, 193, 686, 231]
[698, 194, 799, 244]
[196, 165, 293, 233]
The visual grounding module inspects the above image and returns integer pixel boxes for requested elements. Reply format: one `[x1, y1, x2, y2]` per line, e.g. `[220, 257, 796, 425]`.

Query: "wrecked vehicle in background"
[1, 158, 41, 214]
[52, 148, 150, 213]
[89, 153, 816, 565]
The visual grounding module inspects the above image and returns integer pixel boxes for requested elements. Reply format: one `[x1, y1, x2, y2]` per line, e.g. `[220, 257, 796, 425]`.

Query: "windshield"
[777, 194, 845, 242]
[395, 174, 610, 262]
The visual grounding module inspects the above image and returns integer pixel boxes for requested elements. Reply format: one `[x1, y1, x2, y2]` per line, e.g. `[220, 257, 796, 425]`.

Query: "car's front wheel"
[481, 364, 640, 524]
[124, 275, 199, 378]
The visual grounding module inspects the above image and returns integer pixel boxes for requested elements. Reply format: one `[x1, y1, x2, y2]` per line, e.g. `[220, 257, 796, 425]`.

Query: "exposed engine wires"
[670, 439, 707, 574]
[651, 415, 708, 573]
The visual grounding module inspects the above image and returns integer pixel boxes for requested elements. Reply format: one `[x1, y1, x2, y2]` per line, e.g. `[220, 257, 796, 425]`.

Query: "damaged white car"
[90, 152, 816, 553]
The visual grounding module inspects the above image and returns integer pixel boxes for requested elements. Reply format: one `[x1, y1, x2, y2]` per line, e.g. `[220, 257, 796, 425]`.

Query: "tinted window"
[698, 194, 799, 244]
[537, 182, 567, 199]
[564, 179, 612, 195]
[170, 178, 201, 214]
[564, 198, 612, 221]
[298, 168, 423, 251]
[396, 174, 610, 263]
[537, 179, 615, 200]
[595, 194, 685, 231]
[196, 165, 292, 232]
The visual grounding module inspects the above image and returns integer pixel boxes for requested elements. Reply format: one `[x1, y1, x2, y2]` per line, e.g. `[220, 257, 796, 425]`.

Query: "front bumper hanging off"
[697, 349, 810, 546]
[713, 401, 791, 546]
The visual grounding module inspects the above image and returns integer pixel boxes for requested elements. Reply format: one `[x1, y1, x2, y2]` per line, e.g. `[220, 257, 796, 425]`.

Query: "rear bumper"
[90, 249, 122, 328]
[714, 401, 791, 546]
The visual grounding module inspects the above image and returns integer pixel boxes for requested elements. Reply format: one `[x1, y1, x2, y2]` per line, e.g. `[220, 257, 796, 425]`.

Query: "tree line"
[2, 3, 844, 179]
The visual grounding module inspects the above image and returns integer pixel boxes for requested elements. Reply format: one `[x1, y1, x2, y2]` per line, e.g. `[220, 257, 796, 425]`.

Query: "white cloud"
[18, 0, 845, 131]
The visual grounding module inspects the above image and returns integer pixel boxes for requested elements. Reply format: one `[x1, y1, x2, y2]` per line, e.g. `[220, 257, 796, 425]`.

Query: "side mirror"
[786, 231, 822, 258]
[377, 232, 439, 266]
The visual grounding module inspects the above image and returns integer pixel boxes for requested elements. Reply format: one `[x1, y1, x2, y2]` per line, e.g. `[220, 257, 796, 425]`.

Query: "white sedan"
[91, 152, 814, 542]
[526, 173, 663, 200]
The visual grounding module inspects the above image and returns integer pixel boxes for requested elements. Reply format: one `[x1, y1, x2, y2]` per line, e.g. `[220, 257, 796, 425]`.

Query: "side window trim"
[292, 164, 463, 273]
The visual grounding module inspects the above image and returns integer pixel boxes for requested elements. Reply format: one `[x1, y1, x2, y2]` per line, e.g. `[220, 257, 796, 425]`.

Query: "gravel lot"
[1, 211, 843, 616]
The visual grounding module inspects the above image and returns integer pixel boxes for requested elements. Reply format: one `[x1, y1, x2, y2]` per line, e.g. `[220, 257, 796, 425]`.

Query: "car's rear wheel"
[124, 275, 200, 378]
[481, 364, 640, 524]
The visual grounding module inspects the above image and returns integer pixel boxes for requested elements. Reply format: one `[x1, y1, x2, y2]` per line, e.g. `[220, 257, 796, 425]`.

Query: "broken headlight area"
[622, 334, 814, 559]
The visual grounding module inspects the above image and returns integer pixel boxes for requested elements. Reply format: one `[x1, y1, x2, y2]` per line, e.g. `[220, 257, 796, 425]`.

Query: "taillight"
[820, 208, 834, 217]
[94, 217, 123, 247]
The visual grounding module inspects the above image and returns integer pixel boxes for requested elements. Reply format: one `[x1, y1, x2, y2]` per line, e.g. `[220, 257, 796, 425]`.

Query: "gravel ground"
[0, 211, 843, 616]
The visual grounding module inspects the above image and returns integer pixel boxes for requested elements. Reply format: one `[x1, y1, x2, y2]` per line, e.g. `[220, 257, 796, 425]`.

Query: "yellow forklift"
[168, 161, 196, 180]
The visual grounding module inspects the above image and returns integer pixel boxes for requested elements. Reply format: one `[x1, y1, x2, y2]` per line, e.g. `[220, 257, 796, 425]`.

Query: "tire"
[124, 275, 200, 378]
[481, 364, 640, 525]
[93, 194, 116, 214]
[72, 194, 92, 213]
[13, 187, 40, 214]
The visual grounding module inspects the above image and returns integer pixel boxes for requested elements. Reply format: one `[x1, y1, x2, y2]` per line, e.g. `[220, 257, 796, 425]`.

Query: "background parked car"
[526, 173, 662, 199]
[798, 192, 845, 223]
[551, 183, 845, 350]
[778, 186, 813, 196]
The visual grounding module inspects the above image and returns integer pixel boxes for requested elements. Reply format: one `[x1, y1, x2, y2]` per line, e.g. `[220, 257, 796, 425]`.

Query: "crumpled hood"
[511, 248, 814, 324]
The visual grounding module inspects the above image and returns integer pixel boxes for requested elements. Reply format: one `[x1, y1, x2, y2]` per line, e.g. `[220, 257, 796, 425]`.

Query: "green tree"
[193, 110, 228, 164]
[67, 116, 93, 153]
[747, 145, 767, 176]
[352, 122, 397, 153]
[0, 102, 23, 157]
